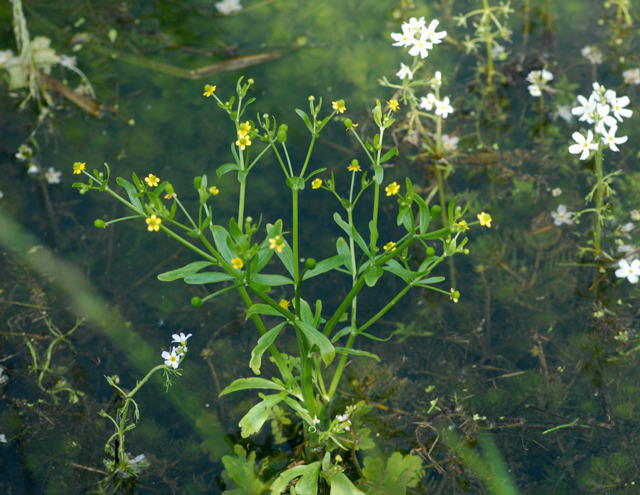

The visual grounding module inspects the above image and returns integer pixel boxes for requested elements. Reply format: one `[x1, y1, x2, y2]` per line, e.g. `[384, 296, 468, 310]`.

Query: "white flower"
[555, 105, 573, 123]
[422, 19, 446, 45]
[581, 45, 603, 65]
[551, 188, 562, 197]
[615, 258, 640, 284]
[568, 130, 597, 160]
[171, 332, 193, 346]
[396, 63, 413, 80]
[623, 68, 640, 85]
[215, 0, 242, 15]
[571, 95, 596, 123]
[336, 413, 349, 422]
[45, 167, 61, 184]
[618, 244, 634, 254]
[419, 93, 437, 111]
[311, 416, 320, 426]
[391, 24, 416, 48]
[611, 95, 632, 121]
[435, 96, 454, 118]
[430, 70, 442, 89]
[15, 144, 33, 161]
[408, 33, 432, 58]
[406, 17, 426, 35]
[492, 43, 506, 59]
[27, 163, 40, 174]
[162, 348, 182, 369]
[595, 103, 617, 129]
[621, 222, 634, 233]
[0, 434, 6, 443]
[541, 69, 553, 82]
[631, 209, 640, 221]
[528, 84, 542, 97]
[551, 204, 574, 226]
[441, 134, 459, 152]
[600, 125, 627, 151]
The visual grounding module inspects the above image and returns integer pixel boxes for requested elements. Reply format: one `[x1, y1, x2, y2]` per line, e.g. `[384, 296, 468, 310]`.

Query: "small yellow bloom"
[311, 178, 323, 189]
[238, 121, 252, 136]
[72, 161, 86, 174]
[457, 220, 470, 231]
[236, 134, 252, 150]
[383, 241, 397, 252]
[231, 257, 244, 270]
[388, 99, 400, 112]
[385, 181, 400, 196]
[347, 161, 361, 173]
[164, 192, 177, 200]
[146, 214, 162, 232]
[278, 299, 291, 310]
[450, 288, 460, 303]
[269, 235, 286, 253]
[332, 99, 346, 114]
[145, 174, 160, 187]
[477, 212, 492, 228]
[209, 185, 220, 196]
[203, 84, 216, 97]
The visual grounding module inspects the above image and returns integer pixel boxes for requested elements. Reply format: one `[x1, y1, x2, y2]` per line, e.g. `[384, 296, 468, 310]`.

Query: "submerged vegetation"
[2, 0, 640, 493]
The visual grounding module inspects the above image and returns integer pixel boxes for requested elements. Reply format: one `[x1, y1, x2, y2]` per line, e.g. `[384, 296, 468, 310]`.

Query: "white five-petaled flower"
[408, 34, 432, 58]
[600, 125, 628, 152]
[435, 97, 454, 118]
[45, 167, 61, 184]
[571, 95, 596, 123]
[396, 63, 413, 80]
[441, 134, 459, 152]
[595, 103, 617, 128]
[215, 0, 242, 15]
[422, 19, 447, 45]
[581, 45, 603, 65]
[615, 258, 640, 284]
[391, 24, 415, 47]
[430, 70, 442, 89]
[568, 130, 597, 160]
[419, 93, 437, 111]
[623, 68, 640, 86]
[611, 95, 632, 121]
[172, 332, 193, 347]
[528, 84, 542, 97]
[162, 348, 182, 369]
[551, 204, 574, 226]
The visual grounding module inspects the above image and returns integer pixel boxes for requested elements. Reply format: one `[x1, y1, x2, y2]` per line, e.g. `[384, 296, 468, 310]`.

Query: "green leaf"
[374, 164, 384, 185]
[116, 177, 143, 212]
[294, 108, 313, 133]
[212, 225, 235, 261]
[336, 237, 352, 271]
[157, 261, 213, 282]
[250, 323, 286, 375]
[217, 162, 239, 177]
[220, 378, 286, 396]
[414, 194, 431, 234]
[297, 321, 335, 365]
[239, 393, 286, 438]
[364, 266, 383, 287]
[380, 146, 399, 163]
[270, 462, 321, 495]
[335, 347, 380, 362]
[416, 276, 444, 285]
[252, 274, 294, 286]
[303, 255, 344, 280]
[245, 303, 286, 320]
[221, 445, 268, 495]
[331, 326, 354, 343]
[333, 213, 369, 255]
[328, 472, 364, 495]
[184, 272, 235, 284]
[361, 452, 424, 494]
[383, 261, 415, 283]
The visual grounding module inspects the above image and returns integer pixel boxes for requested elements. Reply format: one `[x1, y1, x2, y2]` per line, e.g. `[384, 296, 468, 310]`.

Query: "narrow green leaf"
[252, 273, 294, 286]
[157, 261, 213, 282]
[297, 320, 335, 365]
[336, 237, 352, 271]
[335, 347, 380, 362]
[116, 177, 143, 211]
[239, 393, 286, 437]
[333, 213, 369, 255]
[331, 326, 354, 343]
[219, 378, 286, 396]
[416, 276, 444, 284]
[211, 225, 235, 261]
[245, 303, 286, 320]
[303, 255, 344, 280]
[216, 162, 239, 177]
[364, 266, 383, 287]
[329, 472, 365, 495]
[380, 146, 399, 163]
[184, 272, 235, 284]
[250, 323, 286, 375]
[294, 108, 313, 133]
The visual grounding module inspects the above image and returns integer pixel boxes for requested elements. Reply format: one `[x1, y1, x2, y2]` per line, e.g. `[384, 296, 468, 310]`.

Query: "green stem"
[594, 146, 604, 257]
[482, 0, 495, 94]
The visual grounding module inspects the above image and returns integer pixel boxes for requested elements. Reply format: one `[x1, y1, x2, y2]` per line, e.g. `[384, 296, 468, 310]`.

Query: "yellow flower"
[450, 288, 460, 303]
[146, 214, 162, 232]
[269, 235, 285, 253]
[385, 181, 400, 196]
[238, 121, 252, 136]
[477, 212, 492, 228]
[388, 99, 400, 112]
[311, 178, 323, 189]
[383, 241, 397, 252]
[457, 220, 470, 231]
[209, 185, 220, 196]
[72, 161, 86, 174]
[332, 99, 346, 114]
[236, 134, 252, 150]
[231, 257, 244, 270]
[145, 174, 160, 187]
[347, 161, 361, 173]
[203, 84, 217, 97]
[164, 192, 177, 200]
[278, 299, 291, 310]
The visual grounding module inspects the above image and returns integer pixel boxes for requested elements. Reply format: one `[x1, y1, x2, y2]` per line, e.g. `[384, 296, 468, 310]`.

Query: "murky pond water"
[2, 1, 640, 493]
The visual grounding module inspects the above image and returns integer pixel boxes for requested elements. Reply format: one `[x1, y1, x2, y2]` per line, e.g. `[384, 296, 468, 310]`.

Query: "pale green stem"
[594, 145, 604, 256]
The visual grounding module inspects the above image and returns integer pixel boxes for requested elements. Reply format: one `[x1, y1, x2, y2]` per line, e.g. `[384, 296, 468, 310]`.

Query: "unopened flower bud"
[191, 296, 203, 308]
[94, 219, 106, 229]
[426, 246, 435, 256]
[277, 124, 288, 143]
[305, 258, 317, 270]
[344, 118, 353, 129]
[431, 205, 441, 217]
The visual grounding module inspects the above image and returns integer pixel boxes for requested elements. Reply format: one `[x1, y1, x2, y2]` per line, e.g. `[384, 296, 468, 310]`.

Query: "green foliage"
[360, 452, 424, 494]
[221, 445, 269, 495]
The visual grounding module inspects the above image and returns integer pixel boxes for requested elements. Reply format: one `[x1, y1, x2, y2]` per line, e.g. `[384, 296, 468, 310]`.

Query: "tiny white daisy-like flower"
[215, 0, 242, 15]
[162, 348, 182, 369]
[621, 222, 634, 233]
[0, 434, 6, 443]
[595, 103, 617, 129]
[422, 19, 447, 45]
[171, 332, 193, 346]
[623, 68, 640, 85]
[311, 416, 320, 426]
[441, 134, 459, 152]
[396, 63, 413, 80]
[435, 96, 454, 118]
[600, 125, 628, 152]
[541, 69, 553, 82]
[391, 24, 416, 47]
[581, 45, 603, 65]
[551, 204, 574, 226]
[45, 167, 62, 184]
[27, 163, 40, 174]
[528, 84, 542, 97]
[419, 93, 437, 111]
[551, 188, 562, 197]
[406, 17, 426, 35]
[408, 34, 432, 58]
[568, 130, 597, 160]
[631, 209, 640, 221]
[430, 70, 442, 89]
[611, 95, 632, 121]
[571, 95, 596, 123]
[615, 258, 640, 284]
